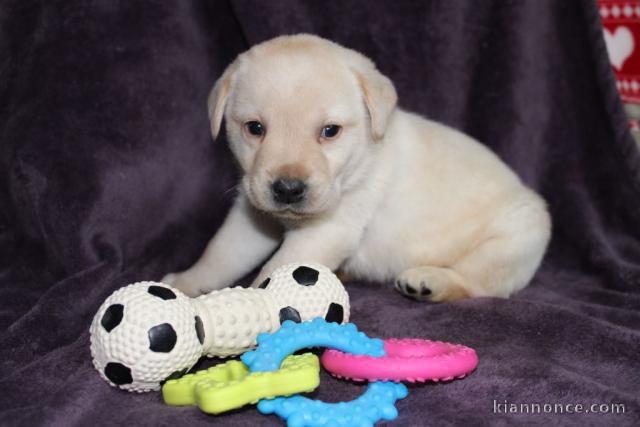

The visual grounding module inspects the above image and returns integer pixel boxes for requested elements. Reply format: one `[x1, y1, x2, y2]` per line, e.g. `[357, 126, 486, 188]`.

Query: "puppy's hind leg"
[451, 201, 551, 299]
[396, 195, 550, 302]
[446, 195, 550, 300]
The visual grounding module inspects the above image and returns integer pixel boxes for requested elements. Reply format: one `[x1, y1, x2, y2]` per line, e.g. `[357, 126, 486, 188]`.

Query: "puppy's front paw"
[161, 273, 178, 285]
[161, 271, 209, 297]
[394, 267, 468, 302]
[249, 275, 269, 289]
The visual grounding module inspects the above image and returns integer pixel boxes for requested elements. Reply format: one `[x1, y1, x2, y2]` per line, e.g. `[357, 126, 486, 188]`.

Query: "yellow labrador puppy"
[163, 34, 551, 302]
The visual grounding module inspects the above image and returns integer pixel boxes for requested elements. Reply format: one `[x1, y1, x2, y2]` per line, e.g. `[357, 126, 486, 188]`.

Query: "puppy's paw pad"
[418, 283, 432, 296]
[394, 266, 470, 302]
[394, 278, 432, 301]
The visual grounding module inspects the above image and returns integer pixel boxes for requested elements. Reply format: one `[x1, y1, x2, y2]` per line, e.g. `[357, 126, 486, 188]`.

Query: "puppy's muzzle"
[271, 177, 307, 205]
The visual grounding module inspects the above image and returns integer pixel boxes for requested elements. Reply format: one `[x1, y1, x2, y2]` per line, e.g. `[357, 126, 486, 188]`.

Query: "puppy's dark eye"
[245, 121, 264, 137]
[320, 124, 341, 139]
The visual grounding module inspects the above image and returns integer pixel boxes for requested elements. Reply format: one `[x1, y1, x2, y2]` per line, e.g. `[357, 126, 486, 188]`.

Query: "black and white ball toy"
[90, 263, 349, 392]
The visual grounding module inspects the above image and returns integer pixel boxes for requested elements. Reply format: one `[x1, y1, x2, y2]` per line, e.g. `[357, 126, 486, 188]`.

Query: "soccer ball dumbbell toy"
[90, 263, 350, 392]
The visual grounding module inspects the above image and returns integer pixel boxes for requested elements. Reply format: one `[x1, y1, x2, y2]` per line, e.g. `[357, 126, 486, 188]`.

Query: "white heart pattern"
[604, 26, 635, 70]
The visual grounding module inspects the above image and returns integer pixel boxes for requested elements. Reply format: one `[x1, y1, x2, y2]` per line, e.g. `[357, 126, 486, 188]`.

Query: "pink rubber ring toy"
[321, 338, 478, 383]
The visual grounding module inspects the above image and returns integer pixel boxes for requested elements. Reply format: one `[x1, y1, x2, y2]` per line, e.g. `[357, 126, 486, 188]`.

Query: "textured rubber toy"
[258, 382, 408, 427]
[241, 318, 385, 372]
[242, 318, 407, 426]
[90, 262, 349, 392]
[162, 353, 320, 414]
[90, 282, 204, 392]
[321, 338, 479, 383]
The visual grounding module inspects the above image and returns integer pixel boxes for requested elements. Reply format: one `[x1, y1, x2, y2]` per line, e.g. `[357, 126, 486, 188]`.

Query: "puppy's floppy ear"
[207, 61, 239, 140]
[352, 60, 398, 141]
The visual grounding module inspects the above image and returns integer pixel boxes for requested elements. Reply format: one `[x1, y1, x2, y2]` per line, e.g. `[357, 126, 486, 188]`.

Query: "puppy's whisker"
[222, 183, 241, 199]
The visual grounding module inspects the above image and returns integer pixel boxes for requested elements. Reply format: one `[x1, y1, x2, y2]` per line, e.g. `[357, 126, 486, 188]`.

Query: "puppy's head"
[209, 34, 397, 220]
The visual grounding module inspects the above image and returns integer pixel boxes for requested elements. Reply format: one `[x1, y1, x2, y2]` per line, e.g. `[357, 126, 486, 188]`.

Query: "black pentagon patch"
[104, 362, 132, 385]
[258, 277, 271, 289]
[163, 368, 188, 383]
[101, 304, 124, 332]
[324, 303, 344, 324]
[292, 266, 319, 286]
[148, 323, 177, 353]
[195, 316, 205, 344]
[279, 306, 301, 324]
[148, 285, 176, 300]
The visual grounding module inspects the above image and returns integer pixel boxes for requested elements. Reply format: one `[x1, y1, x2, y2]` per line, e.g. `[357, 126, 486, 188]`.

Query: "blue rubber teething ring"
[241, 317, 385, 371]
[241, 318, 408, 427]
[257, 382, 408, 427]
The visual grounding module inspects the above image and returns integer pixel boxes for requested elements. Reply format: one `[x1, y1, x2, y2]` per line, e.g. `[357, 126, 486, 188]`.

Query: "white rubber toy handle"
[192, 288, 280, 357]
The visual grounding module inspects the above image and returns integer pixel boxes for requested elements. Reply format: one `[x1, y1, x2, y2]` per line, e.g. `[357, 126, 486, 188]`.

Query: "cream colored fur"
[163, 34, 551, 302]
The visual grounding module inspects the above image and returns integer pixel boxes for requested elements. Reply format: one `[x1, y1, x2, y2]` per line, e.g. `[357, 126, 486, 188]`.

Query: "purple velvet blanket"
[1, 1, 639, 426]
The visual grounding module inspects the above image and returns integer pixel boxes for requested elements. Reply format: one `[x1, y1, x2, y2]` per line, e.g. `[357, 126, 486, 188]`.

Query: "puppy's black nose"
[272, 177, 307, 204]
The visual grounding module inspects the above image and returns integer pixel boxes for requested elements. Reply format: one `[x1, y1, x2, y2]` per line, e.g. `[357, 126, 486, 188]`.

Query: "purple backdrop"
[1, 1, 639, 426]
